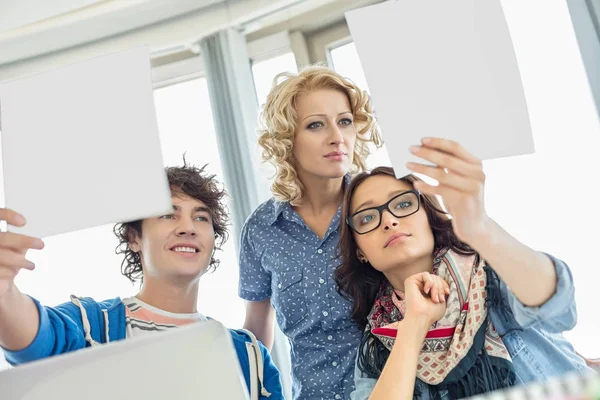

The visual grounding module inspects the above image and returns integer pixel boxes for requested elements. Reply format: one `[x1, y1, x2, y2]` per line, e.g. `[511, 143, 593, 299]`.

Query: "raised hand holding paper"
[0, 46, 172, 238]
[346, 0, 535, 178]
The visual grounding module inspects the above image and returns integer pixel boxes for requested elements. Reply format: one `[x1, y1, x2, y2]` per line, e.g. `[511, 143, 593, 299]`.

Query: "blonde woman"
[239, 66, 382, 400]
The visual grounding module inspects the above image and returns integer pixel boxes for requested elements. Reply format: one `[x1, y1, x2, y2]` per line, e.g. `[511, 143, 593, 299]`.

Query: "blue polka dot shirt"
[238, 178, 362, 400]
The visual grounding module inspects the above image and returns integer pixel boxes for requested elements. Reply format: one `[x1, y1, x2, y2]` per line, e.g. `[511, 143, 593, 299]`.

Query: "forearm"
[243, 300, 275, 350]
[0, 284, 39, 351]
[469, 218, 557, 307]
[369, 316, 429, 400]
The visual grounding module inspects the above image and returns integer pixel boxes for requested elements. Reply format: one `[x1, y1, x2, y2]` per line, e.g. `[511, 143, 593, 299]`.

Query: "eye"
[395, 201, 412, 209]
[306, 121, 324, 130]
[159, 214, 174, 219]
[194, 215, 209, 222]
[339, 117, 353, 126]
[360, 214, 376, 225]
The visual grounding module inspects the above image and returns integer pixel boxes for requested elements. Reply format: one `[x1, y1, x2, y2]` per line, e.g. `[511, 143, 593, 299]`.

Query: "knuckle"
[479, 171, 486, 182]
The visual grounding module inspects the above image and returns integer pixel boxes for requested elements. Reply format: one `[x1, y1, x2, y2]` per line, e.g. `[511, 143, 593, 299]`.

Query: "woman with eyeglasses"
[334, 137, 591, 400]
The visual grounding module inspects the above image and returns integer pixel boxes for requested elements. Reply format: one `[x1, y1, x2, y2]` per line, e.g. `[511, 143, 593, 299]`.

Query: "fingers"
[411, 180, 450, 198]
[415, 272, 449, 304]
[406, 162, 483, 195]
[408, 146, 485, 183]
[420, 137, 482, 165]
[422, 272, 434, 295]
[0, 232, 44, 253]
[0, 249, 35, 271]
[0, 209, 27, 227]
[430, 276, 446, 304]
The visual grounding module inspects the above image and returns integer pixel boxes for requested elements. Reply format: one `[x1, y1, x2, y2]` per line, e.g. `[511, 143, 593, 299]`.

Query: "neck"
[136, 276, 199, 314]
[384, 254, 434, 292]
[295, 171, 345, 214]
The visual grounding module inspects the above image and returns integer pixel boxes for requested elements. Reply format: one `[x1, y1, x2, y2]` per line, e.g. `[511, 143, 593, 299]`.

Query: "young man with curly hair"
[0, 164, 283, 400]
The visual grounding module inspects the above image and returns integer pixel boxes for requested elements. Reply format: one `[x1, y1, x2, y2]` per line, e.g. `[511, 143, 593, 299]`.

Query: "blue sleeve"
[3, 297, 86, 365]
[350, 340, 377, 400]
[502, 253, 577, 333]
[238, 217, 272, 302]
[258, 341, 284, 400]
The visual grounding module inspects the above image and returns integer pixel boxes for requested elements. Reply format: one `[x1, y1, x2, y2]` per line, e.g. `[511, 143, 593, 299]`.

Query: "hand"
[403, 272, 449, 328]
[576, 352, 600, 370]
[0, 209, 44, 299]
[406, 137, 490, 245]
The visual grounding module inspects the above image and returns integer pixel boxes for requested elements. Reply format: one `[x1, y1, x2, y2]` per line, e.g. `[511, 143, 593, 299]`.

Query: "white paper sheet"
[0, 320, 250, 400]
[0, 46, 172, 238]
[346, 0, 535, 178]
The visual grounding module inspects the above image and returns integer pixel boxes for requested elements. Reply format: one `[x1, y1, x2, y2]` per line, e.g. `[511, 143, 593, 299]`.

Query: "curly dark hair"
[113, 163, 229, 284]
[334, 166, 474, 378]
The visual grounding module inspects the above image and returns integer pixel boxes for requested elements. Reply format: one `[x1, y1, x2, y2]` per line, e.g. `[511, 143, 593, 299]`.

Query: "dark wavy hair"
[334, 166, 474, 377]
[114, 163, 229, 284]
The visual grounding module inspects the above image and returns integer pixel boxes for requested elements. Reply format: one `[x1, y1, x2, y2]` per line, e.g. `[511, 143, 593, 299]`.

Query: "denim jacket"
[351, 254, 592, 400]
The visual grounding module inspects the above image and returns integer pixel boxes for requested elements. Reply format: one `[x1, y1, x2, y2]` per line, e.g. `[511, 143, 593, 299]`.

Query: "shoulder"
[228, 328, 255, 345]
[244, 198, 280, 229]
[65, 296, 124, 311]
[228, 329, 270, 357]
[55, 296, 125, 325]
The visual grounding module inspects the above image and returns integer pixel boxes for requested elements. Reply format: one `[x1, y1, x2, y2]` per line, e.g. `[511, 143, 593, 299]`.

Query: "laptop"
[0, 320, 250, 400]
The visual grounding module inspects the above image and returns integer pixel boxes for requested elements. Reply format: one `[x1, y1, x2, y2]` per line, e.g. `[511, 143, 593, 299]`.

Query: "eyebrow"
[301, 111, 352, 122]
[353, 190, 409, 213]
[172, 205, 211, 214]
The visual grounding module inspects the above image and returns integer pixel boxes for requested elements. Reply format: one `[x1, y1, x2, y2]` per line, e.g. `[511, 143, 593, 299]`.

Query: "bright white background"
[0, 0, 598, 374]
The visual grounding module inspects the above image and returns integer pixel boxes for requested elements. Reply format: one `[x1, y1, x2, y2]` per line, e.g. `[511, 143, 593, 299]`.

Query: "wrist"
[0, 283, 18, 310]
[463, 216, 497, 251]
[399, 314, 432, 338]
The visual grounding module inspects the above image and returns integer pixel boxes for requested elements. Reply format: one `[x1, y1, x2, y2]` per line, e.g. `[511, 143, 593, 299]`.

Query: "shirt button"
[335, 395, 341, 399]
[317, 248, 323, 254]
[327, 335, 333, 340]
[332, 361, 338, 367]
[322, 311, 329, 317]
[278, 283, 282, 289]
[319, 278, 325, 284]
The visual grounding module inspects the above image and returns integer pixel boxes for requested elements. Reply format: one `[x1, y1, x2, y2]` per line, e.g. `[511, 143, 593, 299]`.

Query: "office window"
[0, 79, 243, 372]
[252, 52, 298, 109]
[329, 41, 392, 170]
[251, 52, 299, 198]
[152, 78, 244, 330]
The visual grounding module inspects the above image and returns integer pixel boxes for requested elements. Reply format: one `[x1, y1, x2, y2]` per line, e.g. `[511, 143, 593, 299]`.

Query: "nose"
[381, 210, 399, 231]
[175, 217, 197, 237]
[328, 124, 345, 145]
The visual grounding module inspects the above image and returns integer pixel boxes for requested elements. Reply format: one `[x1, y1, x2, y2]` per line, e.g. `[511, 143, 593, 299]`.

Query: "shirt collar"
[268, 174, 351, 226]
[269, 199, 288, 225]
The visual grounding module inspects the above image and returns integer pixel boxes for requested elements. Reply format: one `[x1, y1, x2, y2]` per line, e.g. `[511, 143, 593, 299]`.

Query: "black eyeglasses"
[346, 190, 421, 235]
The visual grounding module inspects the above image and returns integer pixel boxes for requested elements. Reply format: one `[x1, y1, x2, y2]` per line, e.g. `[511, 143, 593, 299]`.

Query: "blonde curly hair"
[258, 65, 383, 205]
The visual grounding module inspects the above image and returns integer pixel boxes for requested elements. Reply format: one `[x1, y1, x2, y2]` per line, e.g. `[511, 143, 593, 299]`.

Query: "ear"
[356, 248, 368, 263]
[127, 228, 141, 253]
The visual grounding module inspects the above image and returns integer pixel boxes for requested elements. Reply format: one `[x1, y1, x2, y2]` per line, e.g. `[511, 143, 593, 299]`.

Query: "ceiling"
[0, 0, 226, 66]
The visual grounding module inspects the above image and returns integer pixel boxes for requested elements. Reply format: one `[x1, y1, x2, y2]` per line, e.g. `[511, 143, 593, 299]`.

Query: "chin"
[322, 165, 351, 178]
[173, 265, 209, 280]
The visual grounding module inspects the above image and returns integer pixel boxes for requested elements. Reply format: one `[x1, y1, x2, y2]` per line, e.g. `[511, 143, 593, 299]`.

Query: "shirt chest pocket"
[271, 270, 309, 331]
[502, 330, 546, 382]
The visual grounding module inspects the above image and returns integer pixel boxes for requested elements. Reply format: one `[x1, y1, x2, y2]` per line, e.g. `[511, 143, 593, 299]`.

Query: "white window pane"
[1, 79, 244, 368]
[251, 52, 299, 200]
[330, 42, 370, 93]
[252, 52, 298, 110]
[153, 78, 244, 329]
[329, 42, 392, 170]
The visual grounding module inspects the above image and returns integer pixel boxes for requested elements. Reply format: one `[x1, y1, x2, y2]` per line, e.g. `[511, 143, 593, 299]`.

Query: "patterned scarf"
[365, 248, 516, 396]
